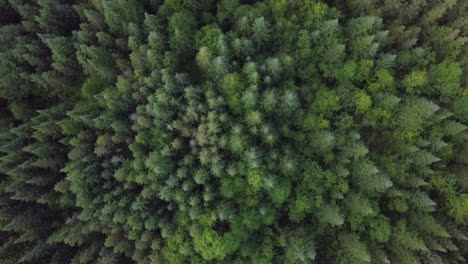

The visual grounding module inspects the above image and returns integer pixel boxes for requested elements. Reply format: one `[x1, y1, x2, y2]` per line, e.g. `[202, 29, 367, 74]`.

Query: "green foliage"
[402, 70, 428, 95]
[431, 61, 463, 97]
[312, 88, 340, 115]
[338, 233, 371, 263]
[192, 228, 227, 260]
[285, 229, 316, 263]
[0, 0, 467, 263]
[81, 77, 108, 98]
[369, 216, 392, 243]
[319, 204, 344, 227]
[221, 73, 244, 113]
[448, 194, 468, 225]
[354, 90, 372, 113]
[453, 95, 468, 120]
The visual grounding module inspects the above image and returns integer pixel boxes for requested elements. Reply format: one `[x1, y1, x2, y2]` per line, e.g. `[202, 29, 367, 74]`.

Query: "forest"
[0, 0, 467, 263]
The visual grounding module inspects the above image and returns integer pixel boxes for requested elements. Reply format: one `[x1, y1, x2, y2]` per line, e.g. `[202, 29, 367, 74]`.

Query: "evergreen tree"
[0, 0, 466, 263]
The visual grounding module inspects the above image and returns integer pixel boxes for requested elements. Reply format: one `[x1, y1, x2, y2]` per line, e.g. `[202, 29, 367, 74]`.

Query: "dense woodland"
[0, 0, 467, 263]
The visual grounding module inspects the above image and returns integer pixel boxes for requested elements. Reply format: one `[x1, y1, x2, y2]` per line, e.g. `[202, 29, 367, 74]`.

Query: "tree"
[1, 0, 467, 262]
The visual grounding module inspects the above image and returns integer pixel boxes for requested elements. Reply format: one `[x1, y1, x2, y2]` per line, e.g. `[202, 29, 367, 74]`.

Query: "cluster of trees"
[0, 0, 466, 263]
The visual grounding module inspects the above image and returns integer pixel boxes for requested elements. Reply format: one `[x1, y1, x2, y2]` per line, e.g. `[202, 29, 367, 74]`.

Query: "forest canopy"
[0, 0, 467, 263]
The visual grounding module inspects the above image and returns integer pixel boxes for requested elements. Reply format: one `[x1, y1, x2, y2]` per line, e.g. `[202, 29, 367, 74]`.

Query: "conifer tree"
[0, 0, 466, 263]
